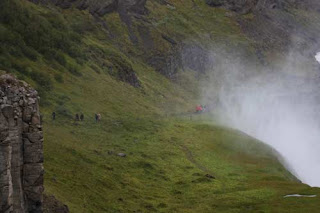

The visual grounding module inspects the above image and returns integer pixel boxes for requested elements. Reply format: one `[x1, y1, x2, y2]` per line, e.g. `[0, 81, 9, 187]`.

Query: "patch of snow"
[284, 194, 317, 198]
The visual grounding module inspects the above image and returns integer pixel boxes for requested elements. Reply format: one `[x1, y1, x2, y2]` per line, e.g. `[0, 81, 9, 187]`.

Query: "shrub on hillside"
[0, 0, 84, 71]
[90, 64, 102, 74]
[11, 63, 29, 75]
[56, 105, 73, 118]
[54, 51, 67, 66]
[43, 49, 67, 66]
[56, 94, 70, 106]
[21, 46, 38, 61]
[54, 73, 64, 83]
[67, 63, 82, 77]
[29, 70, 53, 91]
[0, 57, 12, 71]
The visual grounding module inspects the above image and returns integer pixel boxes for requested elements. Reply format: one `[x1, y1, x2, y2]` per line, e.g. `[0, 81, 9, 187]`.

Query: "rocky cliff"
[206, 0, 320, 54]
[26, 0, 320, 78]
[0, 74, 43, 213]
[205, 0, 288, 13]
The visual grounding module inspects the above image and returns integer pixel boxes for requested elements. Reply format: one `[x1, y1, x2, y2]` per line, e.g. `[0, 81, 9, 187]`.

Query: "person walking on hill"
[97, 113, 101, 122]
[202, 105, 206, 112]
[75, 113, 80, 121]
[80, 113, 84, 121]
[196, 105, 203, 113]
[95, 113, 101, 122]
[52, 112, 56, 120]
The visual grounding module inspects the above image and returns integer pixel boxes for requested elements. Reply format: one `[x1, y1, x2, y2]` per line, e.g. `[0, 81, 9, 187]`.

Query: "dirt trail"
[181, 145, 216, 179]
[181, 144, 229, 193]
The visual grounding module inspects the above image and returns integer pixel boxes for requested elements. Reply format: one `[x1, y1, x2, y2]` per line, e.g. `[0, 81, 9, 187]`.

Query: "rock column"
[0, 74, 43, 213]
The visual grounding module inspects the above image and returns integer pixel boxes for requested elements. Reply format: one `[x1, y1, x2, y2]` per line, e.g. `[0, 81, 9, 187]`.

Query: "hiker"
[52, 112, 56, 120]
[75, 113, 80, 121]
[97, 113, 101, 122]
[196, 105, 203, 113]
[202, 105, 206, 112]
[95, 113, 98, 122]
[80, 113, 84, 121]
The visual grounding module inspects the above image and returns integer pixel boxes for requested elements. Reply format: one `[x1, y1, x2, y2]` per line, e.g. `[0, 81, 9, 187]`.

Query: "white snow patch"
[284, 194, 317, 198]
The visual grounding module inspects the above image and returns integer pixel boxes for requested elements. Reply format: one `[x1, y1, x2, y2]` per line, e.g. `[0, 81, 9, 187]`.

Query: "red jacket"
[196, 105, 203, 112]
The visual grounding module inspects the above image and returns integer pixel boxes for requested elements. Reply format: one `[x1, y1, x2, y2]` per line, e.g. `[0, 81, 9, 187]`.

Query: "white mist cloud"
[202, 51, 320, 187]
[315, 52, 320, 63]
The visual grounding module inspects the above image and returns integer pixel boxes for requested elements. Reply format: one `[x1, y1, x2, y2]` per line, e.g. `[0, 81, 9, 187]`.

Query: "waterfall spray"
[203, 51, 320, 187]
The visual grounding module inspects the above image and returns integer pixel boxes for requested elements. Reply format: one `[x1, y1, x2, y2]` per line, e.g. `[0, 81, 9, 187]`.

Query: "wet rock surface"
[0, 74, 44, 213]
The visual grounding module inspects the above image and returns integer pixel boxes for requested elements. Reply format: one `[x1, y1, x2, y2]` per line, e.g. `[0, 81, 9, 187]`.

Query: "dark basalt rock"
[205, 0, 285, 14]
[206, 0, 320, 13]
[205, 0, 320, 56]
[118, 0, 148, 15]
[0, 74, 44, 213]
[147, 51, 182, 79]
[146, 43, 211, 79]
[205, 0, 224, 7]
[181, 44, 210, 74]
[110, 57, 141, 88]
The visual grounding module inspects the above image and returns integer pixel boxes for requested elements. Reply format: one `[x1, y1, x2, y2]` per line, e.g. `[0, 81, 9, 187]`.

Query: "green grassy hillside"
[1, 0, 319, 212]
[44, 117, 320, 212]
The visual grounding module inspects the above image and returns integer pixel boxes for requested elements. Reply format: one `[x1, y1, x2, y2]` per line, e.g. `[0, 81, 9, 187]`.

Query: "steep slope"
[1, 0, 320, 212]
[43, 117, 320, 212]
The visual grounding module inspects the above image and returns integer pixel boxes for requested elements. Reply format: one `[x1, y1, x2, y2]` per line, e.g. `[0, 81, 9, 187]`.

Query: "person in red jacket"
[196, 105, 203, 113]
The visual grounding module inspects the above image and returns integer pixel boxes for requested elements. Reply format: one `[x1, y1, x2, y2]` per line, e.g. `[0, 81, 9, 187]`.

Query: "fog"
[202, 50, 320, 187]
[316, 52, 320, 63]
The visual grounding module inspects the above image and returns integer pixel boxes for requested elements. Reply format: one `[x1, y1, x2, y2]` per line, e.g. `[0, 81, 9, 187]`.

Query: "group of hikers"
[75, 113, 85, 121]
[50, 105, 207, 122]
[51, 112, 102, 122]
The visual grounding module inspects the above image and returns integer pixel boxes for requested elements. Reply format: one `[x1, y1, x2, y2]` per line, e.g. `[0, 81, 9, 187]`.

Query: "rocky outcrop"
[147, 51, 182, 79]
[181, 44, 210, 74]
[149, 43, 211, 78]
[205, 0, 320, 58]
[0, 74, 43, 213]
[205, 0, 285, 13]
[205, 0, 320, 13]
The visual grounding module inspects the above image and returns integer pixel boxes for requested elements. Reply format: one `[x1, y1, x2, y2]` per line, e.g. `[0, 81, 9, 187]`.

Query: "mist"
[202, 50, 320, 187]
[316, 52, 320, 63]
